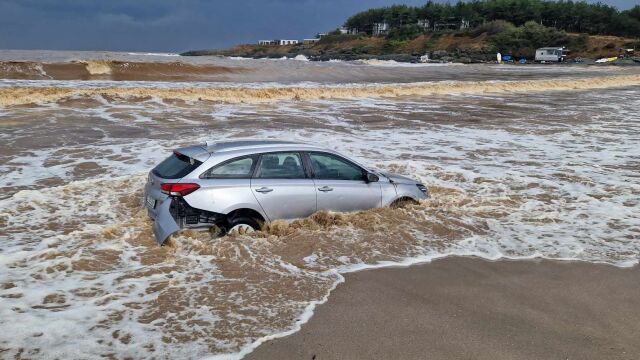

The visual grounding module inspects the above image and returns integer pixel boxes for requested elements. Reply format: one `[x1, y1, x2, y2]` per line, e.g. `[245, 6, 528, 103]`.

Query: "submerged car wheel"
[391, 197, 418, 209]
[214, 216, 263, 237]
[228, 223, 256, 234]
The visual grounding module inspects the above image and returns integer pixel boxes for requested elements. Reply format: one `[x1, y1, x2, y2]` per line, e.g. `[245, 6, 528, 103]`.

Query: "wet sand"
[247, 257, 640, 360]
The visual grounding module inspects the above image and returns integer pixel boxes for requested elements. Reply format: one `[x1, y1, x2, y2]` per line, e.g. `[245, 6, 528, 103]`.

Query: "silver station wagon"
[144, 140, 428, 244]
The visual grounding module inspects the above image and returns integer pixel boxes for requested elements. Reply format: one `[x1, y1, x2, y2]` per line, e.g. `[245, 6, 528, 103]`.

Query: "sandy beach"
[247, 257, 640, 360]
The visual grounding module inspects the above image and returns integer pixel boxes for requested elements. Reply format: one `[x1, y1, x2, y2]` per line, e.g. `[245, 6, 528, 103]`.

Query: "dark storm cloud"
[0, 0, 637, 52]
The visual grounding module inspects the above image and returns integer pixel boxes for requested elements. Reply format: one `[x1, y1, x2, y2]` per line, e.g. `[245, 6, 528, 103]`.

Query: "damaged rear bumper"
[153, 198, 180, 245]
[151, 197, 226, 245]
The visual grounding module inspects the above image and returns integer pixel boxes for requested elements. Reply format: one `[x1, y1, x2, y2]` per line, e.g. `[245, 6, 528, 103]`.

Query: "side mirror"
[366, 172, 379, 183]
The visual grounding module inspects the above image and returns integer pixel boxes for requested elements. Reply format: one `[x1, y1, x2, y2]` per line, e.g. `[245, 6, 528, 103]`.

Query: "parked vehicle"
[535, 47, 569, 62]
[144, 140, 429, 244]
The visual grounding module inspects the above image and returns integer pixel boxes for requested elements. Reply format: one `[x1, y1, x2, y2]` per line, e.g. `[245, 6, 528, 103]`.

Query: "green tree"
[490, 21, 570, 56]
[624, 6, 640, 22]
[345, 0, 640, 38]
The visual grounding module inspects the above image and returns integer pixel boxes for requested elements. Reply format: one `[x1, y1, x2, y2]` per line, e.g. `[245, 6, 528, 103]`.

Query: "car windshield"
[152, 152, 202, 179]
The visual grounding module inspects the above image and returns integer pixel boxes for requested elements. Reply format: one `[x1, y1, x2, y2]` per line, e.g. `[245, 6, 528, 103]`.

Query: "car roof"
[175, 139, 372, 173]
[204, 140, 322, 153]
[175, 140, 331, 162]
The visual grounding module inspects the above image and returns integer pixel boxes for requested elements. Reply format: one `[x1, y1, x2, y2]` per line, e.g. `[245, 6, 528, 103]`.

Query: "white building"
[303, 38, 320, 44]
[417, 19, 430, 30]
[338, 27, 359, 35]
[372, 22, 390, 36]
[433, 18, 470, 31]
[258, 39, 299, 46]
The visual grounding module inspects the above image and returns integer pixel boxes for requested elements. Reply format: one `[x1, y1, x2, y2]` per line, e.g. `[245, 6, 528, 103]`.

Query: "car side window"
[255, 152, 307, 179]
[309, 152, 365, 181]
[201, 156, 256, 179]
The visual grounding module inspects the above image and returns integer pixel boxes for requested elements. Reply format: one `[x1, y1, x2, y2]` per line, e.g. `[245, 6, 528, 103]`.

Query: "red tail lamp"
[160, 183, 200, 196]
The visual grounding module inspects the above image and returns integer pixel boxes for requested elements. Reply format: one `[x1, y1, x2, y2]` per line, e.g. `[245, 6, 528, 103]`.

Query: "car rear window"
[152, 152, 202, 179]
[201, 155, 257, 179]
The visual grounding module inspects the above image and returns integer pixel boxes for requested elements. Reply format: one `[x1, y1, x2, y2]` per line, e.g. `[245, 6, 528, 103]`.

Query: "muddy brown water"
[0, 51, 639, 359]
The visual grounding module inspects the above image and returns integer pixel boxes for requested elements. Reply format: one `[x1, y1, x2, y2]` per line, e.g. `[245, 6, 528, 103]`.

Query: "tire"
[391, 197, 418, 209]
[215, 215, 262, 237]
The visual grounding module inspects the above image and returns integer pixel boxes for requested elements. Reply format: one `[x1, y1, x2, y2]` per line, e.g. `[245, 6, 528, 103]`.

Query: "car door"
[306, 152, 381, 212]
[250, 152, 317, 221]
[190, 154, 261, 215]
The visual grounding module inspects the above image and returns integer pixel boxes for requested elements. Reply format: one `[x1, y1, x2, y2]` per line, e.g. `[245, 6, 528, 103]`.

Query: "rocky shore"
[183, 48, 640, 65]
[183, 48, 499, 63]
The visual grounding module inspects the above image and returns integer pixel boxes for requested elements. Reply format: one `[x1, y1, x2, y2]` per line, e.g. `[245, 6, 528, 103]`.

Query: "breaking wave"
[1, 74, 639, 107]
[81, 60, 112, 75]
[0, 60, 245, 82]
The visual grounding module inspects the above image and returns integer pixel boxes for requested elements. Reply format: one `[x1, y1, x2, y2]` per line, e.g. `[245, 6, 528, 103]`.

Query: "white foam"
[125, 52, 180, 57]
[355, 59, 464, 67]
[1, 85, 639, 359]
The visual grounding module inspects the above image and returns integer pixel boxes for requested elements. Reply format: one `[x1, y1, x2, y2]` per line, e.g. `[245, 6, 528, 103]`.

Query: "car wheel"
[391, 197, 418, 208]
[220, 216, 262, 236]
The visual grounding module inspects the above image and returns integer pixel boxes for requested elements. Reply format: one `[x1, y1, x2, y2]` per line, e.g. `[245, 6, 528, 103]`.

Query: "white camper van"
[535, 47, 569, 62]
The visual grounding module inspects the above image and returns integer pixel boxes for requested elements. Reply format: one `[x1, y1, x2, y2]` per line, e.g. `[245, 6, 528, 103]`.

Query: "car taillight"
[161, 183, 200, 196]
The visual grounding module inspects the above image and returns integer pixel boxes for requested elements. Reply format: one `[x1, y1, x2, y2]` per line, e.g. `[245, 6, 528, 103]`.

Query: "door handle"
[318, 186, 333, 192]
[255, 187, 273, 193]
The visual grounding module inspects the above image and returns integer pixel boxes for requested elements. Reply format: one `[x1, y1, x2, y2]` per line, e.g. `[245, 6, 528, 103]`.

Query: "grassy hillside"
[184, 1, 640, 63]
[184, 28, 638, 63]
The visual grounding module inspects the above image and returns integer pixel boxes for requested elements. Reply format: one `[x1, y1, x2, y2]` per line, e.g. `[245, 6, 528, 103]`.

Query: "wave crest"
[0, 60, 245, 82]
[1, 75, 639, 107]
[80, 61, 112, 75]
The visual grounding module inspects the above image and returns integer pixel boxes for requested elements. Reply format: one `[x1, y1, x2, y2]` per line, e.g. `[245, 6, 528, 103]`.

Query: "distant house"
[535, 47, 569, 62]
[303, 38, 320, 44]
[317, 32, 329, 38]
[372, 22, 390, 36]
[417, 19, 430, 30]
[434, 18, 470, 31]
[258, 39, 299, 46]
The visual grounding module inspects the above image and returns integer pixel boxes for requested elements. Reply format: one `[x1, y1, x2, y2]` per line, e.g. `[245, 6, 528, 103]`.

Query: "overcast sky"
[0, 0, 637, 53]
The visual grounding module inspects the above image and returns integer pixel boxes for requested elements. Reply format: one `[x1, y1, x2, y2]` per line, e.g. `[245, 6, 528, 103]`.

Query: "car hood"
[378, 171, 419, 185]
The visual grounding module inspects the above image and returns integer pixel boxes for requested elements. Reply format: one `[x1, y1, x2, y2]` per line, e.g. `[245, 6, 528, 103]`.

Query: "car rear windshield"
[152, 152, 202, 179]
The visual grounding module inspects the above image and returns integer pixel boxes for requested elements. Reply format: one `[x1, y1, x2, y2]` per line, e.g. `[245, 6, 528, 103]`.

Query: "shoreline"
[184, 53, 640, 66]
[245, 257, 640, 360]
